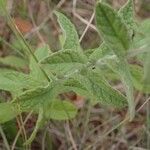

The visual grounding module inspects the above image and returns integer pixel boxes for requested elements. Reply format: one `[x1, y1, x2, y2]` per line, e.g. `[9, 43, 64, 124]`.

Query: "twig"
[25, 0, 66, 39]
[79, 11, 95, 42]
[137, 97, 150, 112]
[66, 121, 77, 150]
[72, 0, 97, 31]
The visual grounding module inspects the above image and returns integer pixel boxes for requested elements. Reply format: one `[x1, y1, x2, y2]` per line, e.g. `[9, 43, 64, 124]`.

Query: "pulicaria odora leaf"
[54, 11, 80, 50]
[64, 71, 127, 108]
[96, 2, 130, 57]
[119, 0, 135, 33]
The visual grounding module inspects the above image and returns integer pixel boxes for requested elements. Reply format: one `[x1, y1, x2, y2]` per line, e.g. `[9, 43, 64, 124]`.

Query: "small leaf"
[29, 58, 48, 81]
[0, 103, 19, 123]
[45, 100, 77, 120]
[35, 44, 51, 61]
[96, 2, 130, 57]
[40, 49, 88, 75]
[29, 44, 51, 81]
[64, 70, 127, 108]
[54, 11, 80, 50]
[130, 65, 150, 93]
[89, 43, 113, 62]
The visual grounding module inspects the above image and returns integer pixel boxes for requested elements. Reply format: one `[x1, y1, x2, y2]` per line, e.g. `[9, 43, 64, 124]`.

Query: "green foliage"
[54, 11, 80, 50]
[44, 99, 77, 120]
[0, 103, 19, 123]
[41, 49, 88, 75]
[96, 2, 135, 120]
[0, 55, 27, 69]
[119, 0, 135, 35]
[0, 71, 43, 96]
[64, 70, 127, 107]
[0, 0, 149, 145]
[96, 2, 130, 57]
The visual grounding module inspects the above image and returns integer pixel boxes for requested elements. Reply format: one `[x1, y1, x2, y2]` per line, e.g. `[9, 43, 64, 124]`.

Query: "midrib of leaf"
[99, 3, 128, 51]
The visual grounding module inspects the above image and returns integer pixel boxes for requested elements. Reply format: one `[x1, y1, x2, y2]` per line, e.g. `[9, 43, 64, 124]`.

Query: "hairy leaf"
[13, 82, 65, 112]
[119, 0, 135, 34]
[54, 11, 80, 50]
[40, 49, 87, 75]
[96, 2, 130, 57]
[64, 70, 127, 108]
[0, 71, 43, 95]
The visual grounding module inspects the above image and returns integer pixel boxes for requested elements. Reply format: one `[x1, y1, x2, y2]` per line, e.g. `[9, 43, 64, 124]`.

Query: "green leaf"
[119, 0, 135, 34]
[0, 71, 44, 95]
[54, 11, 80, 50]
[89, 43, 113, 62]
[45, 99, 77, 120]
[64, 70, 127, 108]
[40, 49, 88, 75]
[0, 103, 19, 124]
[96, 2, 130, 57]
[0, 55, 27, 69]
[13, 82, 65, 112]
[35, 44, 51, 61]
[105, 58, 135, 121]
[29, 44, 52, 81]
[29, 58, 48, 81]
[132, 19, 150, 51]
[130, 65, 150, 93]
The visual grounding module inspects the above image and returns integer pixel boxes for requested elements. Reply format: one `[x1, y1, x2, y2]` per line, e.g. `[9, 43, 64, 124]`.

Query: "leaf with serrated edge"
[54, 11, 80, 50]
